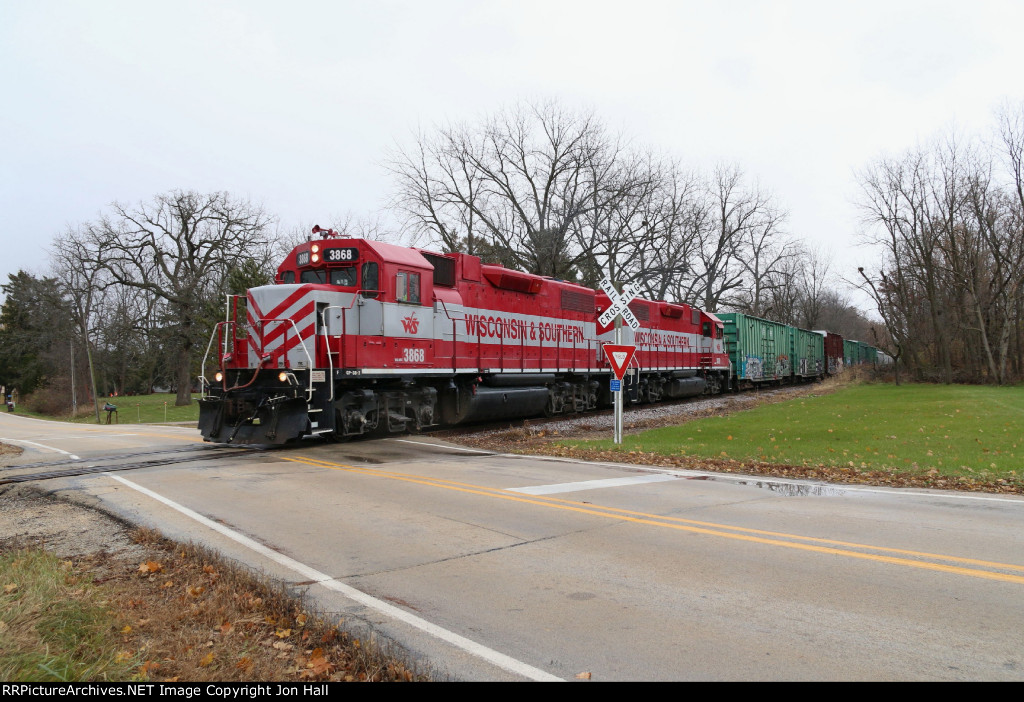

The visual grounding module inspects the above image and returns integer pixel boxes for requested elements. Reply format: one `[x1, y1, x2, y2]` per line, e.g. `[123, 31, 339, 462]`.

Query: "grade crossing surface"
[3, 411, 1024, 681]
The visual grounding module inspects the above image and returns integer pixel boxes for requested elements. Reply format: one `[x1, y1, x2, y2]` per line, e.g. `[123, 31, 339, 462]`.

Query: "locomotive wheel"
[326, 409, 352, 442]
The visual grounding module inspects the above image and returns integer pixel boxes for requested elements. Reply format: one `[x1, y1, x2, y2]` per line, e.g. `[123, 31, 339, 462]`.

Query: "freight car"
[719, 312, 792, 387]
[718, 313, 826, 389]
[817, 330, 845, 375]
[844, 339, 878, 367]
[198, 231, 730, 445]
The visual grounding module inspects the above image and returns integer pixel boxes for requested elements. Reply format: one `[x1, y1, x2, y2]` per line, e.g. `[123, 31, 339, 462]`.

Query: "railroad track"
[0, 445, 267, 486]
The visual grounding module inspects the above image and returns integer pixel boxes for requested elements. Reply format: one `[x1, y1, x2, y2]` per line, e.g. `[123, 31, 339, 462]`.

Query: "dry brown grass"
[0, 442, 24, 458]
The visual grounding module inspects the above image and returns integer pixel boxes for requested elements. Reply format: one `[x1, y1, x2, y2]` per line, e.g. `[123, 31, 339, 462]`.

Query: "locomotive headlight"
[311, 244, 320, 253]
[311, 253, 320, 263]
[214, 372, 223, 382]
[278, 371, 288, 383]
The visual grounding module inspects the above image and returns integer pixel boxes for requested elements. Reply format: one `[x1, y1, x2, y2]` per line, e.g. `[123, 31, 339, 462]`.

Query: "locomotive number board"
[296, 248, 360, 266]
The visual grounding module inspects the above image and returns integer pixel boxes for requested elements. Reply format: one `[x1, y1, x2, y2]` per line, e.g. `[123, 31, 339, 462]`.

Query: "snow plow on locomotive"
[198, 229, 732, 445]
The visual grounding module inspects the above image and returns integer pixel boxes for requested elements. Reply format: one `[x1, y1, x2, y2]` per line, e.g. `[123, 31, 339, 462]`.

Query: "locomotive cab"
[199, 233, 441, 445]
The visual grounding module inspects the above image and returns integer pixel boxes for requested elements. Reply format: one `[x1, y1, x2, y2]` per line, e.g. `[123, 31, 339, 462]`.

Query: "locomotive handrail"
[434, 299, 463, 373]
[200, 296, 251, 398]
[200, 320, 233, 399]
[319, 303, 354, 402]
[223, 294, 247, 358]
[200, 325, 219, 398]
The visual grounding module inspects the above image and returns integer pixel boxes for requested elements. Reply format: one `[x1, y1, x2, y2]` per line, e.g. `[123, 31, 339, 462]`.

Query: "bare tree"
[83, 191, 273, 405]
[682, 165, 784, 312]
[795, 244, 833, 329]
[387, 122, 491, 256]
[51, 228, 107, 421]
[628, 161, 705, 301]
[386, 99, 662, 284]
[858, 266, 908, 384]
[857, 149, 953, 381]
[991, 102, 1024, 382]
[734, 210, 794, 317]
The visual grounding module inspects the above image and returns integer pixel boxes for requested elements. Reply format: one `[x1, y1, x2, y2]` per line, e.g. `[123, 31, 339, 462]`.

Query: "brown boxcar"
[817, 330, 845, 375]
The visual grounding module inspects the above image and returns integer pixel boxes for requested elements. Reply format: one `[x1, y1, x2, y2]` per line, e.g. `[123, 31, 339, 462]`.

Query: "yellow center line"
[285, 456, 1024, 585]
[291, 456, 1023, 572]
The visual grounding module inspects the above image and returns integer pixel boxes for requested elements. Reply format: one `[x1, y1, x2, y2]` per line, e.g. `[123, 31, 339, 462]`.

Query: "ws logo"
[401, 314, 420, 334]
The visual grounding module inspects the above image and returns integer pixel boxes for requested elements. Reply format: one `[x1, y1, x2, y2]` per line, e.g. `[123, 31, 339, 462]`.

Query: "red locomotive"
[198, 228, 730, 444]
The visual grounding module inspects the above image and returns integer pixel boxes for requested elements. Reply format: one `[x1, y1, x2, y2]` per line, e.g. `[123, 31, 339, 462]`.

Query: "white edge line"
[402, 438, 1024, 505]
[1, 438, 79, 460]
[0, 413, 193, 431]
[392, 438, 496, 454]
[105, 473, 563, 682]
[512, 453, 1024, 505]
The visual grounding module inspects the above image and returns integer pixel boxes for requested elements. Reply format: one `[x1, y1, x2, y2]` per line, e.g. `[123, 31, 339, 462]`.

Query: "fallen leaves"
[301, 648, 334, 678]
[138, 561, 163, 574]
[503, 444, 1023, 494]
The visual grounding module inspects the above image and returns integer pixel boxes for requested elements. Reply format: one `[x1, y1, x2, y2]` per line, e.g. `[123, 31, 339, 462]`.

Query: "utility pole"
[70, 340, 77, 415]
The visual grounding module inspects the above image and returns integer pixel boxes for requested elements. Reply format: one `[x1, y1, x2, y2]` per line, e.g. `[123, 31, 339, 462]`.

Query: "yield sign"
[603, 344, 637, 380]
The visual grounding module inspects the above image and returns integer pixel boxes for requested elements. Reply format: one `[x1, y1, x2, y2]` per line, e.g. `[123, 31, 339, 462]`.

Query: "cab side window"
[361, 262, 379, 299]
[281, 271, 295, 284]
[396, 271, 420, 304]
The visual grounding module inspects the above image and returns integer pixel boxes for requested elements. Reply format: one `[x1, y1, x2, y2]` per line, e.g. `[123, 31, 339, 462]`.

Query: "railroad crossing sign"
[603, 344, 637, 380]
[598, 279, 641, 330]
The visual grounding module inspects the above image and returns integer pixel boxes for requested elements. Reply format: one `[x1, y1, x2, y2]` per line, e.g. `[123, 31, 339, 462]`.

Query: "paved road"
[3, 410, 1023, 681]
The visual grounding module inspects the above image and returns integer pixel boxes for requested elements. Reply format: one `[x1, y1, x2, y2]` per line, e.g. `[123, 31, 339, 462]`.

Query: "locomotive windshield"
[329, 268, 357, 286]
[296, 267, 358, 286]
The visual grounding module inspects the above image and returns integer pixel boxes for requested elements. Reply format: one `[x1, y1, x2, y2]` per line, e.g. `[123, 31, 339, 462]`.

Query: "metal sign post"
[600, 278, 640, 445]
[614, 320, 622, 444]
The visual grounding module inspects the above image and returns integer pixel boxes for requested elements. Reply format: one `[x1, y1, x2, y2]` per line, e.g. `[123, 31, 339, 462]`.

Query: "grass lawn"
[13, 394, 200, 425]
[0, 549, 139, 681]
[566, 383, 1024, 481]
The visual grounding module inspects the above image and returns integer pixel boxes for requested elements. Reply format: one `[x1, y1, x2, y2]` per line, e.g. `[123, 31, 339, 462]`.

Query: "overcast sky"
[2, 0, 1022, 309]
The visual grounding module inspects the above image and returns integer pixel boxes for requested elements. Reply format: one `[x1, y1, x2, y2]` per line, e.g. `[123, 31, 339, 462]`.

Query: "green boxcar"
[844, 339, 858, 367]
[720, 313, 794, 384]
[856, 340, 878, 365]
[792, 327, 825, 378]
[844, 339, 878, 366]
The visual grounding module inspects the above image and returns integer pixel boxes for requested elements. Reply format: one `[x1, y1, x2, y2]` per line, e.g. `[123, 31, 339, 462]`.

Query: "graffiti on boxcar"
[775, 354, 790, 377]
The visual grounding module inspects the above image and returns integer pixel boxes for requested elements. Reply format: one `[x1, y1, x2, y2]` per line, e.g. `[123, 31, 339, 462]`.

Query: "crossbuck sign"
[598, 279, 641, 330]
